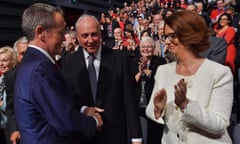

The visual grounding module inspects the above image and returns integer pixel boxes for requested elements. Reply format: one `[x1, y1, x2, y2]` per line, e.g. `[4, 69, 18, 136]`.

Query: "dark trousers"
[0, 129, 7, 144]
[147, 119, 163, 144]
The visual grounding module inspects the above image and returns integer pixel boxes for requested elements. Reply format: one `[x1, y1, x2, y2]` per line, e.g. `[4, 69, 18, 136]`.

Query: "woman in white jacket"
[146, 10, 233, 144]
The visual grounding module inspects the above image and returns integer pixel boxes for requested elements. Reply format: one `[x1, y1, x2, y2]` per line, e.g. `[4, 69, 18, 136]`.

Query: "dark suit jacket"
[4, 67, 19, 144]
[61, 46, 142, 144]
[200, 36, 227, 65]
[14, 47, 97, 144]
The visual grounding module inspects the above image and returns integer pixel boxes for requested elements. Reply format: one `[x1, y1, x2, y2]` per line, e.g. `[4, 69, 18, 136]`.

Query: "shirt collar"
[29, 44, 55, 64]
[83, 45, 102, 60]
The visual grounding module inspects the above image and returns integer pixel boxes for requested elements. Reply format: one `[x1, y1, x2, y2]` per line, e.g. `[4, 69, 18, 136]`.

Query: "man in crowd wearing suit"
[200, 36, 227, 65]
[14, 3, 102, 144]
[61, 14, 142, 144]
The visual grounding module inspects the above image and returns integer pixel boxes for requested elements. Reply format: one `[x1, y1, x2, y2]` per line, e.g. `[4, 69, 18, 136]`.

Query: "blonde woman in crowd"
[0, 46, 17, 144]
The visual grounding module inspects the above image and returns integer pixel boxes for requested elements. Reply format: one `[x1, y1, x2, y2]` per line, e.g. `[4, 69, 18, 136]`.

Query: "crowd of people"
[0, 0, 240, 144]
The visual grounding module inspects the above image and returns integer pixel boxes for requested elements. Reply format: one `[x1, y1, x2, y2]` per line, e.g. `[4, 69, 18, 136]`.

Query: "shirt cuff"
[80, 105, 87, 113]
[80, 106, 98, 127]
[131, 138, 143, 143]
[92, 116, 99, 127]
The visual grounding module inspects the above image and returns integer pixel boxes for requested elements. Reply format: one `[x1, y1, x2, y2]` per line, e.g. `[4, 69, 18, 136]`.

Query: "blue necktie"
[88, 55, 97, 103]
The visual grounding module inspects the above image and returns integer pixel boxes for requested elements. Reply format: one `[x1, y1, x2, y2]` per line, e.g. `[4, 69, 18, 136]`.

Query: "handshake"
[83, 107, 104, 130]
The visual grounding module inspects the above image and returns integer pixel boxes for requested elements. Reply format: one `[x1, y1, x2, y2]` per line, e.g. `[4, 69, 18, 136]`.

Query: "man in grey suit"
[200, 36, 227, 65]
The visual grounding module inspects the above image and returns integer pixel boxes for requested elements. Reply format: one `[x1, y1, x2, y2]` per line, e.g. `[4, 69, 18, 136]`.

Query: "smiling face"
[140, 41, 154, 57]
[46, 13, 66, 56]
[163, 11, 210, 56]
[139, 37, 156, 58]
[163, 24, 185, 57]
[0, 53, 14, 74]
[43, 12, 66, 57]
[114, 27, 122, 41]
[76, 16, 101, 54]
[218, 15, 230, 27]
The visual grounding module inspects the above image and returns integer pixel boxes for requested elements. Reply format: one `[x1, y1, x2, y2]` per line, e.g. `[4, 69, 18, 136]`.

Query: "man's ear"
[35, 25, 45, 40]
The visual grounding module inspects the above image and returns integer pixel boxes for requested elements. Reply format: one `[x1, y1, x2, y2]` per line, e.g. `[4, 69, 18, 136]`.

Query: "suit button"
[177, 133, 180, 138]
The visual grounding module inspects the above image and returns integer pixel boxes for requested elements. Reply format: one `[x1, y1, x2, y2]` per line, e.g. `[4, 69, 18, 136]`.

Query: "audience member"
[200, 36, 227, 65]
[150, 13, 164, 40]
[122, 23, 140, 53]
[216, 13, 237, 75]
[13, 36, 28, 63]
[225, 6, 240, 31]
[210, 0, 226, 29]
[0, 47, 17, 144]
[113, 27, 124, 49]
[62, 30, 78, 56]
[154, 21, 165, 57]
[102, 15, 120, 46]
[14, 3, 103, 144]
[146, 10, 233, 144]
[186, 4, 197, 13]
[195, 2, 212, 27]
[105, 27, 123, 50]
[165, 9, 174, 18]
[132, 36, 166, 144]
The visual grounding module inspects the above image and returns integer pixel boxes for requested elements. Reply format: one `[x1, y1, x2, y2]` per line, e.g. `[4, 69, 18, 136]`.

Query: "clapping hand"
[138, 56, 148, 71]
[174, 79, 189, 110]
[139, 56, 152, 77]
[135, 56, 149, 82]
[153, 89, 167, 119]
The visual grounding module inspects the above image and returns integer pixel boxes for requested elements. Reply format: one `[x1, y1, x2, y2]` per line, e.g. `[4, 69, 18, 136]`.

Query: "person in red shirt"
[216, 13, 237, 75]
[210, 0, 225, 29]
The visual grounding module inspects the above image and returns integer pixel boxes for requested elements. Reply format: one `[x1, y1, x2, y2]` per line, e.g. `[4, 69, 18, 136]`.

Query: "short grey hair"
[140, 36, 155, 48]
[22, 3, 64, 41]
[75, 14, 100, 32]
[13, 36, 28, 52]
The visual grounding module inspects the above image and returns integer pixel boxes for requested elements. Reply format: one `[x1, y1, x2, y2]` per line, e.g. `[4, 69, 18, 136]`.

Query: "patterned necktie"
[88, 55, 97, 103]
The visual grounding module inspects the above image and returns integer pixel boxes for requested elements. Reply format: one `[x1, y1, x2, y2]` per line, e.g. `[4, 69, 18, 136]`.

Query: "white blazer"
[146, 59, 233, 144]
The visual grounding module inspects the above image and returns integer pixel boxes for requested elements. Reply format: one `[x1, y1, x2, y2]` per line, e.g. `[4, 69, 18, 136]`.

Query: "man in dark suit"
[61, 14, 142, 144]
[14, 3, 102, 144]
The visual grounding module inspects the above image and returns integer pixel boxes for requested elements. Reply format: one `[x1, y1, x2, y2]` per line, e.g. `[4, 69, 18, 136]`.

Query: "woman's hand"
[154, 88, 167, 119]
[174, 79, 189, 110]
[139, 56, 148, 70]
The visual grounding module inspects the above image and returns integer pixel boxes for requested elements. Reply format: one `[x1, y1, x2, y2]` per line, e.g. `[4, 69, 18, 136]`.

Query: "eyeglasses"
[162, 33, 177, 41]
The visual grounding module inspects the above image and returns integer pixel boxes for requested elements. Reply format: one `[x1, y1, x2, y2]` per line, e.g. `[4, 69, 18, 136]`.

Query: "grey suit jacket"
[200, 36, 227, 65]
